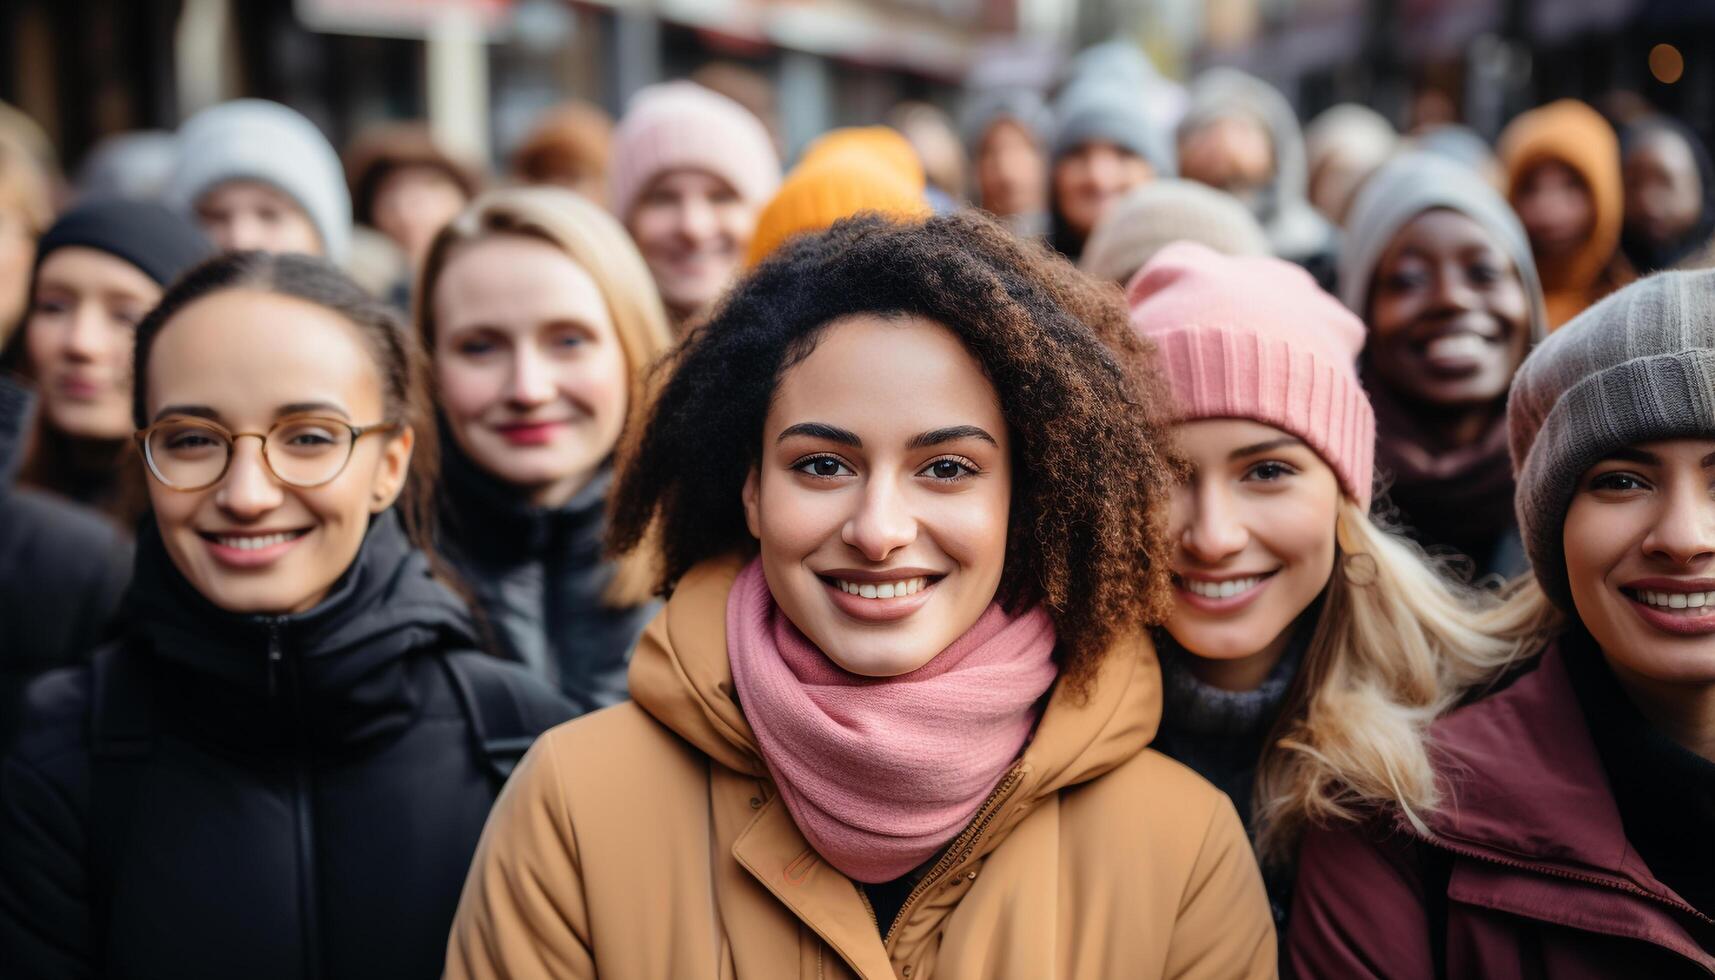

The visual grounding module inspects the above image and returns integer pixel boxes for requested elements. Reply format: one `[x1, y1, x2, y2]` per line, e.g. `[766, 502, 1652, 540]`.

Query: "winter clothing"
[343, 122, 481, 228]
[0, 511, 576, 980]
[1058, 39, 1188, 143]
[1080, 178, 1270, 284]
[958, 88, 1050, 237]
[34, 198, 214, 288]
[510, 99, 614, 198]
[1179, 69, 1338, 281]
[1367, 379, 1527, 579]
[1304, 103, 1398, 224]
[607, 82, 781, 223]
[1050, 78, 1177, 177]
[1287, 637, 1715, 977]
[1339, 151, 1545, 579]
[0, 374, 130, 750]
[726, 558, 1059, 884]
[1154, 627, 1306, 925]
[437, 437, 656, 715]
[1621, 115, 1715, 274]
[166, 99, 353, 264]
[1499, 99, 1631, 329]
[799, 126, 927, 193]
[1507, 268, 1715, 608]
[1339, 150, 1547, 340]
[446, 557, 1277, 979]
[75, 130, 178, 203]
[1410, 124, 1500, 182]
[1127, 241, 1376, 509]
[744, 157, 930, 267]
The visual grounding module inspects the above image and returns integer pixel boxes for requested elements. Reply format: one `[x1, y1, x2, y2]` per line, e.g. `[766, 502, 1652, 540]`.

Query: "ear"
[370, 425, 417, 513]
[741, 465, 762, 541]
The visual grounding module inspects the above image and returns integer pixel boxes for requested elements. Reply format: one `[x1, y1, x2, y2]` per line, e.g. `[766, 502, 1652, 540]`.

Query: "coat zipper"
[1424, 832, 1715, 972]
[881, 764, 1027, 948]
[271, 619, 324, 980]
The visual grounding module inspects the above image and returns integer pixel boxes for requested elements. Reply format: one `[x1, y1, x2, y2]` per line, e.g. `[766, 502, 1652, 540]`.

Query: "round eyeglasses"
[134, 416, 400, 491]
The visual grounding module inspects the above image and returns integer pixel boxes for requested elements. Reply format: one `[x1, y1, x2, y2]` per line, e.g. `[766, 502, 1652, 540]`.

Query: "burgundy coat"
[1286, 642, 1715, 979]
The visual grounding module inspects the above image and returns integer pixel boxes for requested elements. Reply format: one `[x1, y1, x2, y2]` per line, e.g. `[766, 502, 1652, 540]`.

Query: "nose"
[677, 197, 717, 244]
[505, 346, 556, 408]
[222, 212, 267, 252]
[1641, 479, 1715, 568]
[1180, 479, 1250, 564]
[62, 301, 105, 361]
[842, 475, 917, 562]
[215, 437, 285, 519]
[1429, 261, 1481, 313]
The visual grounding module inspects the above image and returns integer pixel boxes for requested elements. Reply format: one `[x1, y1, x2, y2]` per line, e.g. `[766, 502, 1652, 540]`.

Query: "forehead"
[768, 314, 1005, 439]
[434, 234, 608, 327]
[35, 245, 158, 293]
[145, 288, 384, 420]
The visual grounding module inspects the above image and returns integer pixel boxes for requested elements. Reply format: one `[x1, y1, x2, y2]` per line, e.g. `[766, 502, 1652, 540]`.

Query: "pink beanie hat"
[1126, 241, 1375, 508]
[607, 81, 782, 221]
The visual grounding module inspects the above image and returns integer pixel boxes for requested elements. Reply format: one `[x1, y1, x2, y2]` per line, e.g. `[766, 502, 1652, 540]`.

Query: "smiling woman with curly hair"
[446, 211, 1277, 980]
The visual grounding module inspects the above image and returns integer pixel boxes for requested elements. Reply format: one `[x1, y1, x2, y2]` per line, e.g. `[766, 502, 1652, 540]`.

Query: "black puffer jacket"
[438, 438, 657, 715]
[0, 374, 131, 750]
[0, 510, 576, 980]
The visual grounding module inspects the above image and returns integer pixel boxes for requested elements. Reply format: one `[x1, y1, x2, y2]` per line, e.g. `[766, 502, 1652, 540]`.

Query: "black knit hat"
[34, 199, 213, 288]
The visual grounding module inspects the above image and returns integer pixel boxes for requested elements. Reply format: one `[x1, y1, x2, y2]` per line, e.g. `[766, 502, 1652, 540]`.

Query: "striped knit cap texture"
[1509, 268, 1715, 607]
[1127, 241, 1376, 508]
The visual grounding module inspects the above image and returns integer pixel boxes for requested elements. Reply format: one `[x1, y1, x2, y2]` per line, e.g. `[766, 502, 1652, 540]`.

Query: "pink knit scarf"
[725, 558, 1058, 883]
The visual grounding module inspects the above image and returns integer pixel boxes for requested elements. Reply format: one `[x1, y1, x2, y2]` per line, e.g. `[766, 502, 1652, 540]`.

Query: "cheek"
[435, 359, 505, 422]
[716, 204, 756, 245]
[564, 348, 631, 419]
[629, 210, 675, 254]
[1562, 501, 1630, 608]
[755, 473, 845, 559]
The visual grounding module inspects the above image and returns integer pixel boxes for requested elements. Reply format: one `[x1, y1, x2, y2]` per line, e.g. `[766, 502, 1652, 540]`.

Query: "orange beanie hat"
[745, 157, 931, 267]
[797, 126, 927, 194]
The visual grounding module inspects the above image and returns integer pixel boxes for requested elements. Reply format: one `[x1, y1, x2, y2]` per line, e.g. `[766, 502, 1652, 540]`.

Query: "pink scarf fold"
[725, 558, 1058, 883]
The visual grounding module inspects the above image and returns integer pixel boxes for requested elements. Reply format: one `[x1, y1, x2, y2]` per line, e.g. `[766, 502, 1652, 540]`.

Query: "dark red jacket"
[1286, 642, 1715, 979]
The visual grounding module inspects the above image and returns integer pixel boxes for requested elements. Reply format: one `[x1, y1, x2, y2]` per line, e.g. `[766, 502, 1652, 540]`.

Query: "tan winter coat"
[445, 557, 1275, 979]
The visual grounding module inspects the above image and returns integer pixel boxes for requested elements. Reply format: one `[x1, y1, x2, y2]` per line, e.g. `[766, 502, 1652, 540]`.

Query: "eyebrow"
[1601, 447, 1661, 466]
[1229, 437, 1303, 460]
[151, 401, 352, 424]
[907, 425, 1000, 450]
[777, 422, 862, 447]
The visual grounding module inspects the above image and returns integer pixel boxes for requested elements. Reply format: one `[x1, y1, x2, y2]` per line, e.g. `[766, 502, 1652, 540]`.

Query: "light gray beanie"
[1050, 79, 1177, 177]
[1339, 150, 1548, 340]
[166, 99, 352, 264]
[1509, 268, 1715, 607]
[1078, 179, 1270, 285]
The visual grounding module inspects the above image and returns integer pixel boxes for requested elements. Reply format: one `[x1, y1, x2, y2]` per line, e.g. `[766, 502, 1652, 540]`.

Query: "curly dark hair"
[609, 211, 1182, 691]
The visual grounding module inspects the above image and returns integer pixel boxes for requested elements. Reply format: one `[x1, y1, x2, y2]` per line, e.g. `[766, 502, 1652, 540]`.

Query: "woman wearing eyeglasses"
[0, 251, 576, 980]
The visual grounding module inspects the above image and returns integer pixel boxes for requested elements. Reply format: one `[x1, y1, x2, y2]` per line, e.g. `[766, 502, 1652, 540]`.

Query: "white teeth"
[835, 577, 928, 599]
[1632, 589, 1715, 610]
[216, 531, 300, 551]
[1182, 576, 1262, 599]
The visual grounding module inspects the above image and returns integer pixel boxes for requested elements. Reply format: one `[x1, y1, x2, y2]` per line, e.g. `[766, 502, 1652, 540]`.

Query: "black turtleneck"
[1563, 629, 1715, 919]
[437, 432, 658, 714]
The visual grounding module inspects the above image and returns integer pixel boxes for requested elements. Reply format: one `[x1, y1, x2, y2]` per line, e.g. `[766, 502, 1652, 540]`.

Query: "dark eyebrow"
[1602, 447, 1661, 466]
[1229, 437, 1303, 460]
[153, 404, 219, 423]
[1705, 450, 1715, 469]
[277, 402, 351, 420]
[907, 425, 999, 450]
[777, 422, 862, 447]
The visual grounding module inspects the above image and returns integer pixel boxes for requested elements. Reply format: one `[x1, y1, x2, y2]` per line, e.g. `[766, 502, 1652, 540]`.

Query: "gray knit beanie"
[1079, 179, 1270, 284]
[959, 88, 1049, 154]
[1339, 150, 1548, 341]
[1050, 79, 1177, 177]
[1509, 268, 1715, 607]
[166, 100, 352, 264]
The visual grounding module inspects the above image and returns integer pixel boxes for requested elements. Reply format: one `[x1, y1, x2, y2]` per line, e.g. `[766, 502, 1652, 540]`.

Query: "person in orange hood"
[1500, 99, 1634, 329]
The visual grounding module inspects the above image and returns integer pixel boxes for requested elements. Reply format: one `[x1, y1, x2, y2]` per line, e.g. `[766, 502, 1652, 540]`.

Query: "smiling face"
[741, 314, 1012, 677]
[627, 168, 755, 322]
[195, 179, 324, 257]
[143, 288, 414, 614]
[1054, 140, 1154, 240]
[432, 234, 630, 508]
[1565, 439, 1715, 693]
[1366, 209, 1532, 410]
[25, 247, 163, 440]
[1165, 418, 1341, 689]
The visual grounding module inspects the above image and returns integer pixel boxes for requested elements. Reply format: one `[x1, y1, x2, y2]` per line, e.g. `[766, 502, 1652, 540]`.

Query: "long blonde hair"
[1252, 498, 1561, 863]
[415, 186, 674, 607]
